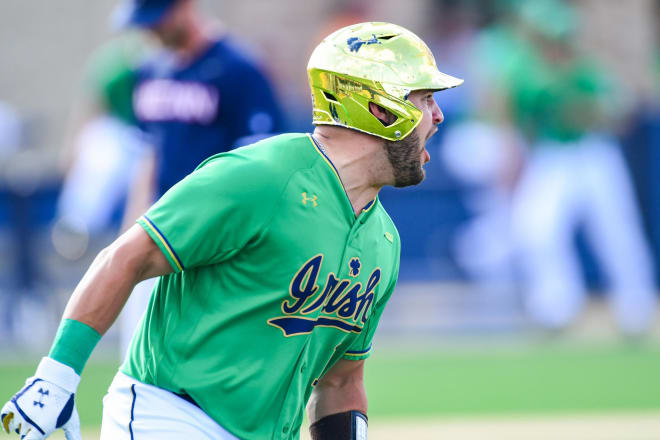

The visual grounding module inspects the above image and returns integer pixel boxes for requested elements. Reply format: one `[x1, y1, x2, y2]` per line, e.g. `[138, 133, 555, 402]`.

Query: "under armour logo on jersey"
[302, 192, 318, 207]
[33, 388, 48, 408]
[349, 258, 361, 277]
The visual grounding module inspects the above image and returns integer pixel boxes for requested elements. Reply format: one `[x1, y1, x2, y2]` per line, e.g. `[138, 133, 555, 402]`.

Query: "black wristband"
[310, 410, 368, 440]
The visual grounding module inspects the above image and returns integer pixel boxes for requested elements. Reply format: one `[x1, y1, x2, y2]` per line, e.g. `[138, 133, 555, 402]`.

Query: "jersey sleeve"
[137, 151, 281, 271]
[342, 238, 401, 361]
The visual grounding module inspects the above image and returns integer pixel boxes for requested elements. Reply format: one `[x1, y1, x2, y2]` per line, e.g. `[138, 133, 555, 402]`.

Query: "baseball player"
[503, 0, 656, 334]
[125, 0, 284, 200]
[1, 22, 462, 440]
[115, 0, 285, 357]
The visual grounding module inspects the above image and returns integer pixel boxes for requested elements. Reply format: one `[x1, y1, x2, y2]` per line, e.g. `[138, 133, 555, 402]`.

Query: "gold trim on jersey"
[361, 197, 377, 213]
[140, 215, 184, 272]
[307, 134, 343, 186]
[308, 134, 378, 216]
[343, 345, 373, 358]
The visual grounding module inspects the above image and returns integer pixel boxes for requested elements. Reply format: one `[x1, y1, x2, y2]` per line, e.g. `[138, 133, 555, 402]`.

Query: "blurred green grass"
[2, 343, 659, 429]
[365, 343, 660, 416]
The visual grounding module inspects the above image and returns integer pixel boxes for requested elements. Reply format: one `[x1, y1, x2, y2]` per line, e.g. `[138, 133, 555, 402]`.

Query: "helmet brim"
[426, 70, 464, 91]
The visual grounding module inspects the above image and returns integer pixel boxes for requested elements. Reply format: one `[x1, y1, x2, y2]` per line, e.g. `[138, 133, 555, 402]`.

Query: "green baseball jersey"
[509, 56, 613, 143]
[121, 133, 401, 439]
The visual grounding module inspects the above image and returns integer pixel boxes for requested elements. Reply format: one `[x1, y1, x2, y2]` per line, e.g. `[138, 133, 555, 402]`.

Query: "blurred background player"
[54, 31, 152, 259]
[507, 0, 656, 335]
[114, 0, 285, 355]
[441, 0, 656, 336]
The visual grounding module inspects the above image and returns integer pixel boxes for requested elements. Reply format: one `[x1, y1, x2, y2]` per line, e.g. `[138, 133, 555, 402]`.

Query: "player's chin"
[393, 166, 425, 188]
[418, 159, 428, 180]
[419, 167, 427, 182]
[410, 170, 426, 187]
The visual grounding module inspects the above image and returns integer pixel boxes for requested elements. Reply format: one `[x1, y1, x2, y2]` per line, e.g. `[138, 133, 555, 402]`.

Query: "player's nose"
[431, 99, 444, 125]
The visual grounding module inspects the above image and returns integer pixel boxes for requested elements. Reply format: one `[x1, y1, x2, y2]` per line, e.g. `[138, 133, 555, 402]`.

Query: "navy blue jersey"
[133, 36, 284, 196]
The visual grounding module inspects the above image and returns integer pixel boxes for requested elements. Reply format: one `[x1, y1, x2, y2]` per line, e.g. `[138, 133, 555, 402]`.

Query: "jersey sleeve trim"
[138, 215, 185, 272]
[342, 344, 373, 360]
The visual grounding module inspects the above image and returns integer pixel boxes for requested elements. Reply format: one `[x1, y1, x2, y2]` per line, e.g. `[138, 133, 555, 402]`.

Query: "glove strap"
[35, 357, 80, 394]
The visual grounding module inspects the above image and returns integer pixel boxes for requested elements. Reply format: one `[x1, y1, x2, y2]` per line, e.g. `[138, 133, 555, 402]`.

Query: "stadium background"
[0, 0, 659, 438]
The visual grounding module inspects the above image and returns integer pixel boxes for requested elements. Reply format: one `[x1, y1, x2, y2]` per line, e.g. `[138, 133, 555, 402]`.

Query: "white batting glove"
[1, 357, 81, 440]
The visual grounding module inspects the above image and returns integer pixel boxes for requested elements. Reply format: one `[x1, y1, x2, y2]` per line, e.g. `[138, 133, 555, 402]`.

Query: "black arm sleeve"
[309, 410, 368, 440]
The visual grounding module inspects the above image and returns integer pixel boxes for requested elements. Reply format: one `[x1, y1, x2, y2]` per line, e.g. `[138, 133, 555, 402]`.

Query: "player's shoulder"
[211, 35, 260, 64]
[135, 48, 177, 80]
[374, 200, 401, 248]
[201, 36, 267, 79]
[202, 132, 313, 162]
[194, 133, 318, 187]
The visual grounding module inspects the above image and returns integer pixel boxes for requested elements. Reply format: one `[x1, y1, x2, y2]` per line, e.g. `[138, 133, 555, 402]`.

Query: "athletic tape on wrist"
[35, 357, 80, 394]
[48, 318, 101, 376]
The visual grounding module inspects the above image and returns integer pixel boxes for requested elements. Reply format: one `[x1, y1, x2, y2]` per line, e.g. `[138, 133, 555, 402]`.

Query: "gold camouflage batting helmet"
[308, 22, 463, 141]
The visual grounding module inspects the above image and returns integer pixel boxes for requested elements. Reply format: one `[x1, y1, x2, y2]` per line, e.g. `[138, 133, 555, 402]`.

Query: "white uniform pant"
[101, 372, 238, 440]
[511, 135, 656, 334]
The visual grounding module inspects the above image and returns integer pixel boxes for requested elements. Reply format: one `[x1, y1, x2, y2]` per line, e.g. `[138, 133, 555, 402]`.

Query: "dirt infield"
[46, 411, 660, 439]
[302, 411, 660, 440]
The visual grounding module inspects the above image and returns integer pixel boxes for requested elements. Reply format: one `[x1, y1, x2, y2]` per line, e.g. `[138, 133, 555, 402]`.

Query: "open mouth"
[427, 126, 438, 142]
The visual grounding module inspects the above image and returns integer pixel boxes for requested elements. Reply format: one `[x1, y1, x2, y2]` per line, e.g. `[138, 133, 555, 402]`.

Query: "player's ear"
[368, 102, 397, 127]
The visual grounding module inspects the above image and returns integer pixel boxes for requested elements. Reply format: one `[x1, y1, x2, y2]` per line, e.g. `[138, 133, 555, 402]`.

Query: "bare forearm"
[62, 250, 139, 335]
[62, 225, 170, 335]
[307, 378, 367, 424]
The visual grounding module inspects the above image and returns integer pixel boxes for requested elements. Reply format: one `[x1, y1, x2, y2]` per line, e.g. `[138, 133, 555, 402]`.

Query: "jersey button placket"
[339, 222, 362, 276]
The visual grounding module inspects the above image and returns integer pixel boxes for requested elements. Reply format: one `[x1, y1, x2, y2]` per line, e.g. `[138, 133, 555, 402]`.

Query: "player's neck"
[313, 127, 394, 217]
[174, 16, 216, 61]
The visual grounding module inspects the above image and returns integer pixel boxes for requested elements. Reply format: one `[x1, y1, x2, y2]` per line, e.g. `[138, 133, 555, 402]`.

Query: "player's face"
[383, 90, 444, 187]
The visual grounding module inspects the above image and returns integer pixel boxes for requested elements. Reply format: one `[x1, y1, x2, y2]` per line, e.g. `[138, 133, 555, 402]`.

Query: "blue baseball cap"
[112, 0, 180, 29]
